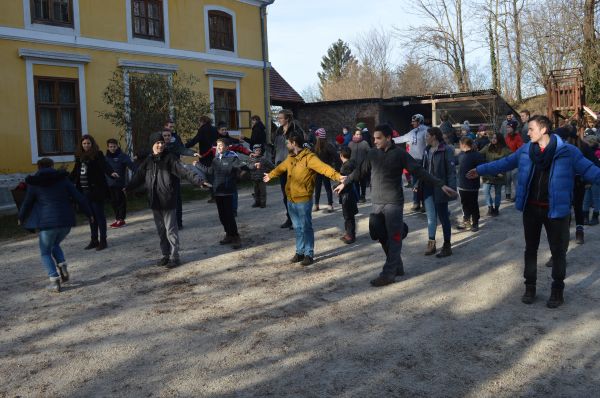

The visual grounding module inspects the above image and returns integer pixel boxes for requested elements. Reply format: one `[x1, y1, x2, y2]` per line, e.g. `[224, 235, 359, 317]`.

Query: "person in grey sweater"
[335, 124, 457, 287]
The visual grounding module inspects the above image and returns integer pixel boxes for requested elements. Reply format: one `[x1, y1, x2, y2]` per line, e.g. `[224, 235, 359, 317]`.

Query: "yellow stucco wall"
[0, 1, 24, 28]
[80, 0, 127, 42]
[0, 39, 266, 174]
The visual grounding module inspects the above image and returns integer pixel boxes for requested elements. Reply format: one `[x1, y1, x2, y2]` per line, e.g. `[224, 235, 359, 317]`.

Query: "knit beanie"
[315, 128, 327, 139]
[149, 132, 165, 146]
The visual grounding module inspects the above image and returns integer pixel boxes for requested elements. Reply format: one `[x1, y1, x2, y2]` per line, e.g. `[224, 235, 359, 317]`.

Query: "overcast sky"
[267, 0, 416, 95]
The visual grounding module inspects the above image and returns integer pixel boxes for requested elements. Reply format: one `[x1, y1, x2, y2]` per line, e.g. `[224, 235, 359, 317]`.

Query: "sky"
[267, 0, 417, 96]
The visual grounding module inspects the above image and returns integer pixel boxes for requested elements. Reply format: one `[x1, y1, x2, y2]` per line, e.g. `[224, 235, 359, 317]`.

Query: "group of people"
[17, 109, 600, 309]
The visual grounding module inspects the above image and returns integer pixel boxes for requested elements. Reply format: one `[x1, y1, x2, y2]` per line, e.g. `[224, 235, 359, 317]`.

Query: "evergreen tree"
[318, 39, 355, 94]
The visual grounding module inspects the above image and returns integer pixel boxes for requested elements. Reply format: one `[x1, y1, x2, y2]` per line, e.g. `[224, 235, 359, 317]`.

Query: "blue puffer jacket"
[19, 168, 91, 230]
[476, 135, 600, 218]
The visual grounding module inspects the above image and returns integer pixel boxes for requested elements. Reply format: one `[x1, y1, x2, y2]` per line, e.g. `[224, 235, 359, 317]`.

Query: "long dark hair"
[314, 137, 327, 155]
[488, 133, 507, 154]
[75, 134, 100, 161]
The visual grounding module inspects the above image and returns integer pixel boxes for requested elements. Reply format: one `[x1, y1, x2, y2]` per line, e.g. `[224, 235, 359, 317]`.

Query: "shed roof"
[270, 67, 304, 104]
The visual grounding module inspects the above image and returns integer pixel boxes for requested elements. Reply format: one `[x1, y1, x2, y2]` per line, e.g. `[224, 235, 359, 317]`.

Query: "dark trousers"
[85, 193, 106, 241]
[279, 173, 290, 222]
[573, 179, 586, 227]
[359, 175, 369, 199]
[174, 177, 183, 227]
[109, 186, 127, 220]
[253, 180, 267, 206]
[523, 204, 570, 289]
[215, 195, 238, 237]
[459, 189, 480, 224]
[314, 174, 333, 206]
[373, 203, 405, 279]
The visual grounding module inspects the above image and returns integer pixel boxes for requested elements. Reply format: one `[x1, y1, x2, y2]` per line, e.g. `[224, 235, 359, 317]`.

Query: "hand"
[90, 216, 95, 224]
[17, 219, 21, 226]
[202, 181, 213, 188]
[193, 160, 199, 166]
[111, 172, 119, 178]
[194, 153, 201, 157]
[263, 173, 271, 183]
[254, 162, 261, 169]
[466, 169, 479, 179]
[339, 175, 347, 184]
[441, 185, 458, 197]
[333, 183, 344, 195]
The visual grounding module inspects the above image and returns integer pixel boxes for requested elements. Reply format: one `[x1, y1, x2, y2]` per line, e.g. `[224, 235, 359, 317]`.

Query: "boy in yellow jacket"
[264, 132, 345, 265]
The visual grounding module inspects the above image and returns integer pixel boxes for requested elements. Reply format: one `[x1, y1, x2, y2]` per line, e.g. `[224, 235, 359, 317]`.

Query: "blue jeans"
[38, 227, 71, 278]
[287, 199, 314, 257]
[424, 195, 452, 241]
[583, 183, 600, 212]
[482, 183, 502, 209]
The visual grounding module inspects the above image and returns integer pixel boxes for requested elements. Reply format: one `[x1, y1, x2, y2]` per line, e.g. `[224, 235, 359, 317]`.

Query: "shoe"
[590, 211, 599, 226]
[166, 258, 181, 269]
[521, 284, 536, 304]
[470, 223, 479, 232]
[47, 277, 61, 293]
[411, 204, 421, 211]
[326, 205, 334, 213]
[486, 206, 493, 216]
[545, 257, 553, 268]
[301, 256, 314, 266]
[313, 204, 320, 212]
[291, 253, 304, 263]
[56, 262, 69, 282]
[231, 235, 242, 249]
[251, 203, 260, 208]
[96, 240, 107, 251]
[583, 212, 590, 225]
[359, 196, 366, 203]
[424, 239, 436, 255]
[260, 204, 266, 208]
[116, 220, 126, 227]
[455, 219, 471, 230]
[84, 240, 99, 250]
[370, 275, 395, 287]
[157, 256, 170, 266]
[505, 194, 511, 201]
[436, 241, 452, 258]
[576, 229, 584, 244]
[420, 207, 426, 213]
[280, 219, 293, 229]
[340, 234, 355, 244]
[491, 208, 499, 217]
[109, 220, 119, 228]
[219, 235, 233, 245]
[396, 268, 405, 277]
[546, 287, 564, 308]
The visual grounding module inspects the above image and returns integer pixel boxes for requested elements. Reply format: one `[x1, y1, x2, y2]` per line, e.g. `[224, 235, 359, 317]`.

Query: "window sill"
[130, 37, 167, 48]
[28, 23, 76, 36]
[207, 48, 238, 58]
[34, 154, 75, 163]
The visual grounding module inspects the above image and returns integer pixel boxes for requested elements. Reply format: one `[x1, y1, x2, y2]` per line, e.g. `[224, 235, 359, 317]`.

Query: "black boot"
[546, 287, 564, 308]
[521, 284, 536, 304]
[576, 228, 584, 244]
[583, 211, 590, 225]
[436, 241, 452, 258]
[590, 211, 599, 226]
[487, 206, 493, 216]
[84, 239, 99, 250]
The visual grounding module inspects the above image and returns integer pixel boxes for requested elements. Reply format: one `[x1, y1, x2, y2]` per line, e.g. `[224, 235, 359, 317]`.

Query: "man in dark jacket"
[18, 158, 92, 292]
[105, 138, 135, 228]
[126, 132, 204, 269]
[185, 115, 218, 168]
[335, 124, 457, 287]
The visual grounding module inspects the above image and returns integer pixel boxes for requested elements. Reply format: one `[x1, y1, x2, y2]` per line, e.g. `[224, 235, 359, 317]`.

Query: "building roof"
[270, 67, 304, 104]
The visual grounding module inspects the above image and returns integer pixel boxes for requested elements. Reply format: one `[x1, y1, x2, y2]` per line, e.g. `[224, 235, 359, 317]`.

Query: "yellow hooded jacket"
[268, 148, 342, 203]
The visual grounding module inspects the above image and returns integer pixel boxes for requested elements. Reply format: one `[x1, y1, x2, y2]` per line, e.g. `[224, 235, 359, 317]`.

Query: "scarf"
[529, 134, 557, 170]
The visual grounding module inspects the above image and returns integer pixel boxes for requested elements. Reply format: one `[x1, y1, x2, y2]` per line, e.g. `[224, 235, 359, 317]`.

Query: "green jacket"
[479, 144, 512, 185]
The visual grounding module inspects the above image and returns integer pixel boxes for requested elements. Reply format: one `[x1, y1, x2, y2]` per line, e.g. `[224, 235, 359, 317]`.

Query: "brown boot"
[436, 241, 452, 258]
[424, 239, 436, 255]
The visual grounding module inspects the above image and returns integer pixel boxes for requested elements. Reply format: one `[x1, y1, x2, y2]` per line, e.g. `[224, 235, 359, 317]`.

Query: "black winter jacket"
[127, 151, 201, 210]
[457, 150, 485, 190]
[186, 123, 218, 167]
[195, 151, 249, 196]
[71, 152, 112, 202]
[249, 121, 267, 148]
[421, 143, 457, 203]
[105, 148, 135, 188]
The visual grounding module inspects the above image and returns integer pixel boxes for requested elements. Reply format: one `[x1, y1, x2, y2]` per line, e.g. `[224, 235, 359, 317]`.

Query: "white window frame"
[207, 70, 243, 136]
[204, 5, 238, 57]
[23, 0, 81, 36]
[19, 49, 90, 163]
[125, 0, 170, 48]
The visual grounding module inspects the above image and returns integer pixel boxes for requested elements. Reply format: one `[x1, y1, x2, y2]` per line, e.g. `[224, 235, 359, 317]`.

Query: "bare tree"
[354, 27, 395, 98]
[399, 0, 470, 91]
[300, 83, 321, 103]
[583, 0, 600, 101]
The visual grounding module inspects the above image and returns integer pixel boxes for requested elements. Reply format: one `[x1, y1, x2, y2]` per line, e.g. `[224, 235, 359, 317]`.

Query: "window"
[34, 77, 81, 155]
[31, 0, 73, 27]
[214, 88, 238, 130]
[208, 10, 234, 51]
[132, 0, 164, 41]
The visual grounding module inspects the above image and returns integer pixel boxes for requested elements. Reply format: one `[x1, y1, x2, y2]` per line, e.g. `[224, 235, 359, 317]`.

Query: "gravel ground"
[1, 184, 599, 397]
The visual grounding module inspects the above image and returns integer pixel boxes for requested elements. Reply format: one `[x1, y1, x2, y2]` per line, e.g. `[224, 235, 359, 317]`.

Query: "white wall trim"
[204, 5, 238, 58]
[205, 69, 245, 79]
[19, 48, 91, 64]
[125, 0, 170, 48]
[236, 0, 275, 7]
[0, 26, 266, 69]
[24, 57, 87, 164]
[23, 0, 81, 37]
[118, 59, 179, 73]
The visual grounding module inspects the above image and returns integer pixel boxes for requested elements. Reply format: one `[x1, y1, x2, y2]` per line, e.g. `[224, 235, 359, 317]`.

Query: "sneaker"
[109, 220, 119, 228]
[470, 223, 479, 232]
[84, 240, 99, 250]
[96, 240, 107, 251]
[114, 220, 126, 228]
[290, 253, 305, 263]
[340, 235, 355, 244]
[166, 258, 181, 269]
[219, 235, 233, 245]
[369, 275, 395, 287]
[280, 219, 293, 229]
[396, 268, 405, 277]
[455, 220, 471, 230]
[359, 196, 366, 203]
[326, 205, 334, 213]
[47, 277, 61, 293]
[301, 256, 314, 266]
[313, 204, 320, 212]
[157, 255, 170, 266]
[56, 262, 69, 282]
[231, 235, 242, 249]
[410, 204, 420, 211]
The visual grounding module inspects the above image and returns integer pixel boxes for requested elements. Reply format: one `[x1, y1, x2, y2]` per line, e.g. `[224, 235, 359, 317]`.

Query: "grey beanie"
[149, 132, 165, 146]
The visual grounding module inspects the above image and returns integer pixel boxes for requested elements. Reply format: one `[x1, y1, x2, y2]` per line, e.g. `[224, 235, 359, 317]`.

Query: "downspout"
[260, 1, 274, 143]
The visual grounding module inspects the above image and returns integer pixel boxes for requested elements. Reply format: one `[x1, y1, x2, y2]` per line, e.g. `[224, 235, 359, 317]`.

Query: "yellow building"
[0, 0, 274, 201]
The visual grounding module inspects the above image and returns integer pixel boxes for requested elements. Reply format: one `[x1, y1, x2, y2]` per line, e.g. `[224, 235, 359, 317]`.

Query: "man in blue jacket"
[18, 158, 92, 292]
[467, 115, 600, 308]
[105, 138, 135, 228]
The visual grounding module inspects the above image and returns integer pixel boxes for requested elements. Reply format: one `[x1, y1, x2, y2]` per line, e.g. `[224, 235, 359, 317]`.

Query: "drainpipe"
[260, 1, 274, 143]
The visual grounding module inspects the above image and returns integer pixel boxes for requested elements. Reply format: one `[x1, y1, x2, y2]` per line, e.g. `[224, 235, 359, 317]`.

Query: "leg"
[86, 194, 99, 242]
[94, 200, 107, 241]
[494, 184, 503, 210]
[300, 200, 314, 258]
[573, 179, 586, 228]
[482, 183, 492, 207]
[258, 181, 267, 206]
[222, 195, 238, 237]
[163, 208, 180, 259]
[459, 190, 471, 221]
[424, 195, 437, 240]
[115, 188, 127, 221]
[280, 173, 291, 223]
[152, 209, 171, 257]
[109, 187, 120, 220]
[360, 175, 368, 200]
[379, 204, 405, 278]
[522, 205, 544, 286]
[215, 196, 228, 234]
[287, 202, 303, 255]
[314, 174, 323, 206]
[50, 227, 71, 265]
[436, 202, 452, 243]
[544, 214, 570, 289]
[253, 181, 261, 206]
[174, 178, 183, 228]
[505, 169, 513, 197]
[38, 229, 60, 278]
[470, 190, 480, 225]
[323, 177, 333, 206]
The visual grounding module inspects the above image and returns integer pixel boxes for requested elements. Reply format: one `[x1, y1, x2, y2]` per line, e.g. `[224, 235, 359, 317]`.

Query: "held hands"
[255, 162, 261, 169]
[333, 183, 344, 195]
[441, 185, 458, 197]
[263, 173, 271, 183]
[193, 153, 201, 157]
[111, 172, 119, 178]
[466, 169, 479, 179]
